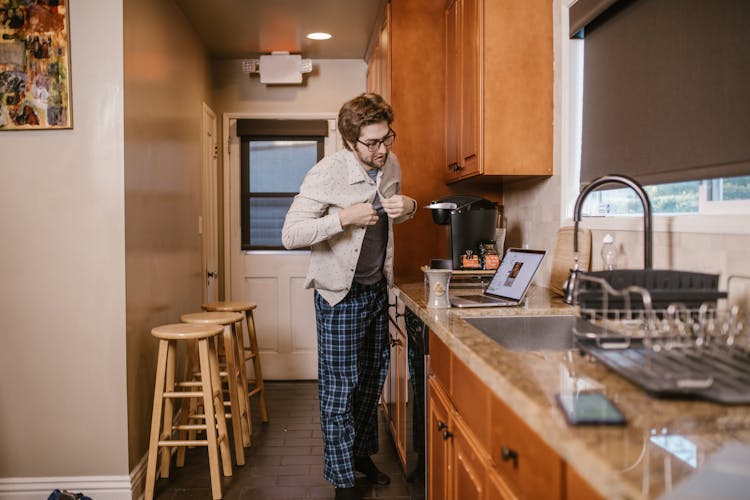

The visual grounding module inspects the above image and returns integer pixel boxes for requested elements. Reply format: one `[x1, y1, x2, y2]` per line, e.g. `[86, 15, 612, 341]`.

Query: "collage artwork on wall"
[0, 0, 72, 130]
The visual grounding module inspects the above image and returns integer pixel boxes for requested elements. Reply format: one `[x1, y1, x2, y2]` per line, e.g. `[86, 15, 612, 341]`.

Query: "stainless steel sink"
[464, 315, 580, 352]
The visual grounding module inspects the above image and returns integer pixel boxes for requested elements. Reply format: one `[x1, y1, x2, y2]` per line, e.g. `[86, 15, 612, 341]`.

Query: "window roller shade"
[237, 119, 328, 137]
[569, 0, 620, 38]
[573, 0, 750, 186]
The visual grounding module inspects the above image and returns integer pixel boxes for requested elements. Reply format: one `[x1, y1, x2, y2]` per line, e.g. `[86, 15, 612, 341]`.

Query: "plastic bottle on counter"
[601, 233, 618, 271]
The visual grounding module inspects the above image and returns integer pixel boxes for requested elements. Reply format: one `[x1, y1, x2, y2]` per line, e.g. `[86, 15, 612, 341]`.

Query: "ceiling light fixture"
[306, 32, 332, 40]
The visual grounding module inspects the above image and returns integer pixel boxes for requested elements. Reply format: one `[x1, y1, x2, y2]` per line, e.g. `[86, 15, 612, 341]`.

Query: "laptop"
[450, 248, 546, 308]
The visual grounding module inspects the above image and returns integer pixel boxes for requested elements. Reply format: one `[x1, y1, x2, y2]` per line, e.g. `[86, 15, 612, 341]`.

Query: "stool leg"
[176, 339, 196, 468]
[145, 339, 169, 500]
[232, 319, 253, 446]
[198, 338, 224, 500]
[159, 340, 177, 478]
[245, 311, 269, 422]
[222, 324, 246, 465]
[208, 336, 233, 478]
[185, 338, 201, 447]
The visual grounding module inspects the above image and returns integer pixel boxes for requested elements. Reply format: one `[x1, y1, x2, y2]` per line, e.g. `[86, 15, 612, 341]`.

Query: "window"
[579, 175, 750, 217]
[567, 0, 750, 222]
[570, 0, 750, 216]
[239, 120, 327, 250]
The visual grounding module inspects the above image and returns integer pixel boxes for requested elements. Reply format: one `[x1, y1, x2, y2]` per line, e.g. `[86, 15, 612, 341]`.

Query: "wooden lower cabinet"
[488, 392, 563, 499]
[429, 376, 516, 500]
[453, 416, 490, 499]
[383, 289, 409, 470]
[427, 330, 571, 500]
[566, 464, 604, 500]
[428, 377, 452, 500]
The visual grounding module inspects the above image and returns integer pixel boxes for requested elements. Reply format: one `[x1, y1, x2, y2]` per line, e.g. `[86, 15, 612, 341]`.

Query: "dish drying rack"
[573, 274, 750, 404]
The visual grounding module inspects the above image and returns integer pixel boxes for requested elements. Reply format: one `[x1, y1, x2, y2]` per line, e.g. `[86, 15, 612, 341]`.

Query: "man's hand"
[339, 203, 379, 227]
[381, 194, 416, 218]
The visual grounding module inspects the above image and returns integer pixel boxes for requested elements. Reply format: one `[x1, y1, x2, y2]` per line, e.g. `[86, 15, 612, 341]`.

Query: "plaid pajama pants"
[314, 279, 390, 488]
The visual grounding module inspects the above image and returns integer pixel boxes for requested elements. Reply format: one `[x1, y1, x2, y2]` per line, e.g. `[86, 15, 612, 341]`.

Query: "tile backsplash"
[589, 229, 750, 313]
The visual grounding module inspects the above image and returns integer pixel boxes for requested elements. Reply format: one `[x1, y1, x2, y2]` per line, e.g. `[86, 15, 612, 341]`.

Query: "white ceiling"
[175, 0, 385, 60]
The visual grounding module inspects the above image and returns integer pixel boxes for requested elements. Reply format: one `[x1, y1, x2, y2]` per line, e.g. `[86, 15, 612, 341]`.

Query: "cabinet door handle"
[501, 446, 519, 468]
[443, 430, 453, 440]
[437, 420, 448, 431]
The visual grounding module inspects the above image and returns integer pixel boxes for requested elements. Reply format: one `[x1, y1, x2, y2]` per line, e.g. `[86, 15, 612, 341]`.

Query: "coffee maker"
[426, 195, 499, 270]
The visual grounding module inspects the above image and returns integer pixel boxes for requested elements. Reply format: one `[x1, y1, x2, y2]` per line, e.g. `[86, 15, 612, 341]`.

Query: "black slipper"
[335, 486, 359, 500]
[354, 456, 391, 485]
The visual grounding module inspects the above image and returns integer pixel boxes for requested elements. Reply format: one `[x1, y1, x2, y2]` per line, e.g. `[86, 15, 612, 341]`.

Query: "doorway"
[224, 114, 340, 379]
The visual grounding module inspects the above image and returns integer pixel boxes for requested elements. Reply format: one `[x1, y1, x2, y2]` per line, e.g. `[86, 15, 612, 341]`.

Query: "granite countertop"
[396, 281, 750, 499]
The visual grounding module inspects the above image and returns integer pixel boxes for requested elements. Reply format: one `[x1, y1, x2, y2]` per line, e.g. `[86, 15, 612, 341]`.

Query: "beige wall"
[123, 0, 212, 472]
[0, 0, 128, 481]
[212, 59, 367, 117]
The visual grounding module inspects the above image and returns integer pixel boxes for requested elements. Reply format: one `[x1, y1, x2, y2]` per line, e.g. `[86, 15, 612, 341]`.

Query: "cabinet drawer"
[489, 393, 563, 499]
[451, 352, 489, 445]
[566, 464, 603, 500]
[429, 330, 451, 389]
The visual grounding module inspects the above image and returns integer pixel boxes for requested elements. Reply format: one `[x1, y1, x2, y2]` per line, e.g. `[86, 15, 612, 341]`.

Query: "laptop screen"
[484, 249, 546, 301]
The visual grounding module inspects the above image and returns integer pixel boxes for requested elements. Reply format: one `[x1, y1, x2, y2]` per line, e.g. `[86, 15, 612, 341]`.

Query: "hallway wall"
[123, 0, 213, 473]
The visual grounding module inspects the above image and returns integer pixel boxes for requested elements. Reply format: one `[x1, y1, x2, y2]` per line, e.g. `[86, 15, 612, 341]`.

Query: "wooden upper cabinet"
[445, 0, 553, 183]
[445, 0, 459, 173]
[367, 2, 391, 99]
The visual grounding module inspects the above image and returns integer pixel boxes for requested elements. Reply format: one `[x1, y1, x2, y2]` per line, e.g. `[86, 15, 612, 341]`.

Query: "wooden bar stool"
[180, 311, 250, 464]
[145, 323, 231, 500]
[202, 301, 269, 428]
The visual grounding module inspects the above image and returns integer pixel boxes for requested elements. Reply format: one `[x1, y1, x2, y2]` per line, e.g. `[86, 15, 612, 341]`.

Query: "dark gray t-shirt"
[354, 169, 388, 284]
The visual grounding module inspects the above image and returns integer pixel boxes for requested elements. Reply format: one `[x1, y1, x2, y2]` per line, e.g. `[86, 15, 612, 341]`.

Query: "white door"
[225, 115, 340, 380]
[201, 103, 219, 303]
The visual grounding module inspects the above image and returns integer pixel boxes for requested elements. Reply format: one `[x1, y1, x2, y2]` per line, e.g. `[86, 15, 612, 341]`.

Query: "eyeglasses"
[356, 130, 396, 152]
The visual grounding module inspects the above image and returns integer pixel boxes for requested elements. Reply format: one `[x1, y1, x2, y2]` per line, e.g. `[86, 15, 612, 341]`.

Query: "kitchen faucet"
[564, 174, 653, 304]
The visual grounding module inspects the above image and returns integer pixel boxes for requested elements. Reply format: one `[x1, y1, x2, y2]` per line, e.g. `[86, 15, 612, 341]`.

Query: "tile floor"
[152, 381, 426, 499]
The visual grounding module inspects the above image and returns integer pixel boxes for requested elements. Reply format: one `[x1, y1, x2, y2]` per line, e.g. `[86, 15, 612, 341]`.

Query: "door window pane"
[248, 197, 294, 248]
[249, 140, 319, 192]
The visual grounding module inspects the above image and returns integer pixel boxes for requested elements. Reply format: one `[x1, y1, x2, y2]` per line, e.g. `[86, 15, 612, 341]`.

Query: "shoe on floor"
[354, 455, 391, 485]
[335, 486, 359, 500]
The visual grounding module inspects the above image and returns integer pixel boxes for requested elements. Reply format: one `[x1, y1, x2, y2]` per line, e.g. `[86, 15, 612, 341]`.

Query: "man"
[282, 93, 417, 499]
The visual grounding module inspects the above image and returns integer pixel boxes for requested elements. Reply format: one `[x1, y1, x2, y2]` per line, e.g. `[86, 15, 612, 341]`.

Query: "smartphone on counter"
[556, 392, 626, 426]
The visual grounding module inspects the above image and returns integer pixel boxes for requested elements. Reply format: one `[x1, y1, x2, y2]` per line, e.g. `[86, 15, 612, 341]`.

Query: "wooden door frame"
[201, 102, 219, 303]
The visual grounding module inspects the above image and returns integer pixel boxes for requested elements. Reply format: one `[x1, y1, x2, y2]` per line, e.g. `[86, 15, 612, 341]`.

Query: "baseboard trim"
[0, 476, 131, 500]
[129, 452, 148, 500]
[1, 408, 183, 500]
